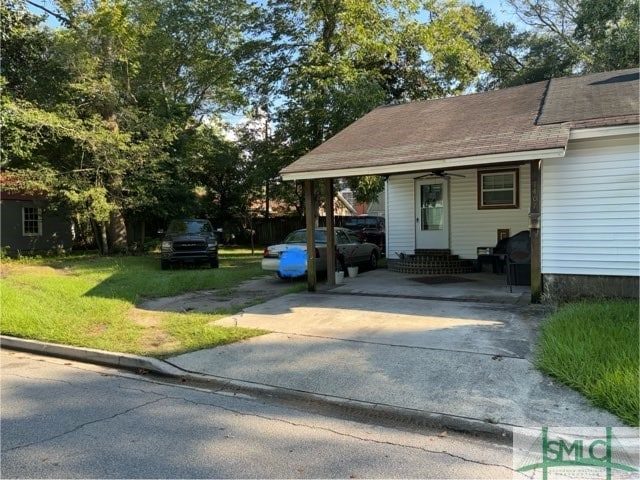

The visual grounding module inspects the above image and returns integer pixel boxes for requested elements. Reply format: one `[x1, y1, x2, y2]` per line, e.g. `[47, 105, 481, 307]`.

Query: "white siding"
[387, 174, 415, 259]
[386, 167, 530, 259]
[542, 135, 640, 276]
[449, 167, 530, 259]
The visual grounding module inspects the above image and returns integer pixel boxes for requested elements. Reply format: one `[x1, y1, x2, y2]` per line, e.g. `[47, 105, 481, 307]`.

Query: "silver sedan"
[262, 227, 380, 278]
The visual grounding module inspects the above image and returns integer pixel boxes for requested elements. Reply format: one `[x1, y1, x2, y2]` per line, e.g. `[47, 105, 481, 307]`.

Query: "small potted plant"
[345, 248, 358, 278]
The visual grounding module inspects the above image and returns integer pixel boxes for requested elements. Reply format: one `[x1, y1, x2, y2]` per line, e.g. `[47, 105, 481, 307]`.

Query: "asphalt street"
[1, 349, 527, 479]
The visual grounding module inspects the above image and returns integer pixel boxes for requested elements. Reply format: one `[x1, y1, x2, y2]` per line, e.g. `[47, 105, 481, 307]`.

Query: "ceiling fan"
[415, 170, 466, 179]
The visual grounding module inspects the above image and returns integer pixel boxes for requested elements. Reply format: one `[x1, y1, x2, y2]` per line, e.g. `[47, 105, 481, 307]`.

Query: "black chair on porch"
[476, 236, 509, 274]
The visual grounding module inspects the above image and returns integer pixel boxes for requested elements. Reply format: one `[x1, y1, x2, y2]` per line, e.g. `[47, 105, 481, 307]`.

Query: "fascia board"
[569, 124, 639, 140]
[280, 147, 566, 181]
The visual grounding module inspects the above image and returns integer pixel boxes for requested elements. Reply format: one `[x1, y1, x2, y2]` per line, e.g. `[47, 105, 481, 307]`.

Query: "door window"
[420, 184, 443, 231]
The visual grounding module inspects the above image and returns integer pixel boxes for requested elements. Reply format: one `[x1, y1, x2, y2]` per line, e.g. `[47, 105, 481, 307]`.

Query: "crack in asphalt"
[3, 352, 518, 473]
[1, 397, 167, 453]
[3, 358, 516, 474]
[195, 400, 518, 473]
[3, 372, 79, 386]
[113, 380, 518, 474]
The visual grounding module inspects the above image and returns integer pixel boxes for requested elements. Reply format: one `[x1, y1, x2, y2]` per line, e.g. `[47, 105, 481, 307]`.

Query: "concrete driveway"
[167, 270, 623, 434]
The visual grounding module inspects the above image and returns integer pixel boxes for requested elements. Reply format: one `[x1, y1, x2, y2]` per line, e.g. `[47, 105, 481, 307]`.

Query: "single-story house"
[0, 179, 74, 255]
[280, 68, 639, 302]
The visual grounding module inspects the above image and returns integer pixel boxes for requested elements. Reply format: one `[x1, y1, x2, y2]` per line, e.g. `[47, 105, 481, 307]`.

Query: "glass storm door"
[415, 179, 449, 249]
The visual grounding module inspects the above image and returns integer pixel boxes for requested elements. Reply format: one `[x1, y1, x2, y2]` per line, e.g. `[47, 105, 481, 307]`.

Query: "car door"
[345, 230, 367, 264]
[335, 230, 351, 264]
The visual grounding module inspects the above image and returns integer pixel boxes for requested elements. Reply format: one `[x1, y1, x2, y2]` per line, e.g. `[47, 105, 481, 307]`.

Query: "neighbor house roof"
[0, 174, 48, 201]
[281, 68, 639, 180]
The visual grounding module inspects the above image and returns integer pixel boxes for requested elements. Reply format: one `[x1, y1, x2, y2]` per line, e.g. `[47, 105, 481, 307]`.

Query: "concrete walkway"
[2, 269, 624, 438]
[166, 270, 623, 436]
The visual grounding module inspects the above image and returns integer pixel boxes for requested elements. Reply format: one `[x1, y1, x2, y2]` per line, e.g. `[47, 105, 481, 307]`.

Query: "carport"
[284, 169, 542, 303]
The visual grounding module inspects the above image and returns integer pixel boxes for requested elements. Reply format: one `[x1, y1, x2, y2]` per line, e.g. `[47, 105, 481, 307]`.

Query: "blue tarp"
[278, 248, 307, 278]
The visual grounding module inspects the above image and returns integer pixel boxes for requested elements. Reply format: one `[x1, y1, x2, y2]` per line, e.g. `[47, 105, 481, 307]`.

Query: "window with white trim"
[22, 207, 42, 236]
[477, 169, 519, 209]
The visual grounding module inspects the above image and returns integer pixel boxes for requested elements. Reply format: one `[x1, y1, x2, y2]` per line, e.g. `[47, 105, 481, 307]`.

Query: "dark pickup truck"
[159, 219, 219, 270]
[343, 215, 385, 255]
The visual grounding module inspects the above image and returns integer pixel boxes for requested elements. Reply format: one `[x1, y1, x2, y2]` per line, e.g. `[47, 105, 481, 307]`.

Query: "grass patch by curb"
[0, 249, 271, 357]
[537, 300, 639, 426]
[158, 312, 267, 358]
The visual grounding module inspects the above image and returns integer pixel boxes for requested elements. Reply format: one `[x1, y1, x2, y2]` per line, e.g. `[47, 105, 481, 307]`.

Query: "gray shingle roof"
[539, 68, 639, 125]
[281, 69, 639, 179]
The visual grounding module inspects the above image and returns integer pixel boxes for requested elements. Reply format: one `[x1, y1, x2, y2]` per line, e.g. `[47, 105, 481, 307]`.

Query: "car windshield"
[167, 220, 212, 234]
[283, 230, 328, 244]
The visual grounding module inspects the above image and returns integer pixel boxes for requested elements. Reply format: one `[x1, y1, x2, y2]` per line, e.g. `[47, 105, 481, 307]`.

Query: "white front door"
[415, 179, 449, 249]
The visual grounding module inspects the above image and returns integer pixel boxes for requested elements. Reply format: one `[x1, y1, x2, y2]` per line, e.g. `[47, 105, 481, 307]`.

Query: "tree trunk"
[140, 220, 146, 251]
[100, 222, 109, 255]
[264, 180, 269, 220]
[89, 218, 103, 253]
[108, 209, 128, 253]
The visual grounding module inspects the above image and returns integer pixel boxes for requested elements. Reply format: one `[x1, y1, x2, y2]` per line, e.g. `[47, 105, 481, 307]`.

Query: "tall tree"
[243, 0, 489, 214]
[2, 0, 256, 252]
[505, 0, 639, 72]
[573, 0, 639, 71]
[470, 5, 576, 90]
[183, 126, 254, 231]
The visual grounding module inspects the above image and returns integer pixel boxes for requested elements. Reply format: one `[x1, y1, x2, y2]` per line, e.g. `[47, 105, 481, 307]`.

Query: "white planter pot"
[347, 266, 358, 278]
[335, 271, 345, 284]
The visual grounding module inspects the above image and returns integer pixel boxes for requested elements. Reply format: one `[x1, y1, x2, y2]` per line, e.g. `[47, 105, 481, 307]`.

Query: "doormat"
[412, 276, 475, 285]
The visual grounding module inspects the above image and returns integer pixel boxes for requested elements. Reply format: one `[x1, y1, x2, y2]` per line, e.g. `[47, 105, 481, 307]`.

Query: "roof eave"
[281, 147, 567, 181]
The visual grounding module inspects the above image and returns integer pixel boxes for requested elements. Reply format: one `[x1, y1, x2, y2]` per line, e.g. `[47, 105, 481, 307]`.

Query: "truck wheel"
[210, 258, 219, 269]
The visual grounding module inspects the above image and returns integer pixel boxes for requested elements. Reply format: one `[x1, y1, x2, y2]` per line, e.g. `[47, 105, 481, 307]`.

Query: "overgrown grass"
[537, 300, 639, 426]
[0, 248, 269, 356]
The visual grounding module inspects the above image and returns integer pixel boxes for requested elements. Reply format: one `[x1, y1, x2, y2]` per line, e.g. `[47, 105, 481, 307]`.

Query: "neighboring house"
[366, 191, 385, 217]
[0, 183, 73, 255]
[280, 69, 639, 301]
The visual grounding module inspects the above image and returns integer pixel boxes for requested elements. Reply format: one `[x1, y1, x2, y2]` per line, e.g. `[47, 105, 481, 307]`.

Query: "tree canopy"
[471, 0, 638, 90]
[2, 0, 255, 251]
[2, 0, 638, 251]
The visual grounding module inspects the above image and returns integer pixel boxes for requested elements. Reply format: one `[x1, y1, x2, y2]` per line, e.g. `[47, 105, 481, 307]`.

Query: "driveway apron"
[167, 273, 623, 430]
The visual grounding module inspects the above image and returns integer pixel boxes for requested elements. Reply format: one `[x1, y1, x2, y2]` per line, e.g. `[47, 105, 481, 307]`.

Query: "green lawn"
[0, 249, 270, 357]
[536, 300, 639, 426]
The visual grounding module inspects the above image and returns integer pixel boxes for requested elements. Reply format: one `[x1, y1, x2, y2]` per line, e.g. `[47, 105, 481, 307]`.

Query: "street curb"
[1, 335, 184, 376]
[1, 335, 514, 442]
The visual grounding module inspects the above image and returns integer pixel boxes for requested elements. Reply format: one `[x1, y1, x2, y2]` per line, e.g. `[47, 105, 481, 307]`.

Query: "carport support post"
[324, 178, 336, 287]
[529, 160, 542, 303]
[304, 179, 317, 292]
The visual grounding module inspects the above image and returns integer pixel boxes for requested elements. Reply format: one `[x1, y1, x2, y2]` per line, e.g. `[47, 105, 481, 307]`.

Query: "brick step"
[389, 253, 475, 275]
[411, 254, 460, 262]
[414, 249, 451, 256]
[389, 265, 477, 275]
